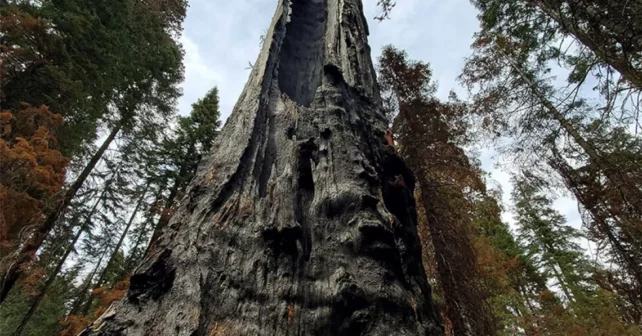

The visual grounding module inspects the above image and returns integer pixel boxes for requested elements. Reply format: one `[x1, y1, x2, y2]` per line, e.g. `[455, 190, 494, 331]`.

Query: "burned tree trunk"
[83, 0, 443, 335]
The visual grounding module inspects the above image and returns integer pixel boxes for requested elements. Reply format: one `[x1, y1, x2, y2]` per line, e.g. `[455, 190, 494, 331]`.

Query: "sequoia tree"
[377, 46, 495, 336]
[82, 0, 443, 335]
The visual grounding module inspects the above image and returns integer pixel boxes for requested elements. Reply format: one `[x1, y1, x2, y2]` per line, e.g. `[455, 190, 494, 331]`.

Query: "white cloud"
[178, 0, 587, 256]
[178, 35, 224, 116]
[178, 0, 273, 120]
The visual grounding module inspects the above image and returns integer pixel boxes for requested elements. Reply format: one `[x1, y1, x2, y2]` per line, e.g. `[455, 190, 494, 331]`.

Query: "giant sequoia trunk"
[83, 1, 443, 335]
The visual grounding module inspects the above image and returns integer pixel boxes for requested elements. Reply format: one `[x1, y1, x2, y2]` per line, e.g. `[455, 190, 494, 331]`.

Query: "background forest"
[1, 0, 641, 335]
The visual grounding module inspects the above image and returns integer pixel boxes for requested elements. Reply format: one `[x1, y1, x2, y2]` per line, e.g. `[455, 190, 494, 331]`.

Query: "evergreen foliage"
[1, 0, 641, 334]
[378, 45, 496, 336]
[378, 41, 642, 334]
[0, 0, 186, 306]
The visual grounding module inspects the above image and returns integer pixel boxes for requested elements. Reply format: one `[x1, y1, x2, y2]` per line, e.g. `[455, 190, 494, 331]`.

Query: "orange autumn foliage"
[60, 315, 92, 336]
[379, 45, 497, 335]
[91, 278, 130, 318]
[19, 264, 46, 296]
[0, 103, 68, 256]
[473, 235, 513, 290]
[61, 278, 130, 336]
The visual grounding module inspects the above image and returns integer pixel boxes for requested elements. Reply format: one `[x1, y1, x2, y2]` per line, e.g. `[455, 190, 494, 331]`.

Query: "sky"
[175, 0, 585, 240]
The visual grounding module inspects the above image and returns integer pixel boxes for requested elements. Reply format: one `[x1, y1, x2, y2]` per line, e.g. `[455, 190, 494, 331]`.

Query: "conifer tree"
[378, 45, 495, 336]
[146, 87, 221, 252]
[0, 266, 80, 336]
[512, 176, 641, 334]
[9, 176, 116, 336]
[524, 0, 642, 89]
[0, 105, 68, 258]
[44, 88, 223, 333]
[0, 0, 186, 303]
[471, 192, 550, 335]
[513, 177, 589, 303]
[460, 0, 642, 313]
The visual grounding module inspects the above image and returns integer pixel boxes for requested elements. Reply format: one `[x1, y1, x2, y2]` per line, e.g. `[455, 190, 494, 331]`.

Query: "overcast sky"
[175, 0, 585, 240]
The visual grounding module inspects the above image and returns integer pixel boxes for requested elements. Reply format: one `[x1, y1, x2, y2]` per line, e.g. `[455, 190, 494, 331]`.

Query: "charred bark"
[83, 1, 443, 335]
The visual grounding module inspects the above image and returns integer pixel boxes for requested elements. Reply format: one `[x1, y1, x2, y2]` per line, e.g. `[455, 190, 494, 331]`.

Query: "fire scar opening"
[278, 0, 328, 107]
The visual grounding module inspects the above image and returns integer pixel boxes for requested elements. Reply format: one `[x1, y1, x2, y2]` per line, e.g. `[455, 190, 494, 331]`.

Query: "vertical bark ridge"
[82, 1, 443, 335]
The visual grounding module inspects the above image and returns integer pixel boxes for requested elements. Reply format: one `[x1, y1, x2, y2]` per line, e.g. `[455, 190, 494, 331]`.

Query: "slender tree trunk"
[517, 282, 536, 313]
[77, 186, 149, 317]
[0, 121, 123, 304]
[417, 179, 491, 336]
[11, 187, 107, 336]
[548, 262, 574, 304]
[527, 0, 642, 89]
[502, 51, 605, 164]
[145, 159, 190, 256]
[66, 253, 107, 320]
[146, 146, 198, 254]
[125, 188, 166, 271]
[95, 185, 149, 289]
[81, 1, 443, 335]
[126, 217, 152, 269]
[549, 151, 642, 297]
[505, 49, 642, 237]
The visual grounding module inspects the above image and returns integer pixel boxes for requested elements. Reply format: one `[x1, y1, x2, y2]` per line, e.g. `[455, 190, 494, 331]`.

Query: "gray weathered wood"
[82, 0, 443, 334]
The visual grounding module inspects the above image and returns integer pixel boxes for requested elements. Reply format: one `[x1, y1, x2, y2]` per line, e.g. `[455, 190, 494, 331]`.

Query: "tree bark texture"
[83, 0, 443, 335]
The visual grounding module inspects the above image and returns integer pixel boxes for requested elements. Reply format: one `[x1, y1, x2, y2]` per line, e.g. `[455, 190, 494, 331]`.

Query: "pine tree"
[9, 176, 116, 336]
[39, 87, 223, 333]
[0, 266, 80, 336]
[525, 0, 642, 89]
[461, 0, 642, 314]
[513, 177, 588, 303]
[471, 192, 548, 335]
[0, 105, 68, 258]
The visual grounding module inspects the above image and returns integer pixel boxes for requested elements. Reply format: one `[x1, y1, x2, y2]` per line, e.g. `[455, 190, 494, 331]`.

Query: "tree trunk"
[94, 185, 149, 290]
[66, 253, 107, 320]
[0, 121, 123, 304]
[11, 188, 107, 336]
[78, 186, 149, 316]
[81, 1, 443, 335]
[504, 49, 642, 229]
[416, 178, 493, 336]
[548, 150, 642, 302]
[125, 188, 166, 271]
[528, 0, 642, 89]
[145, 158, 191, 256]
